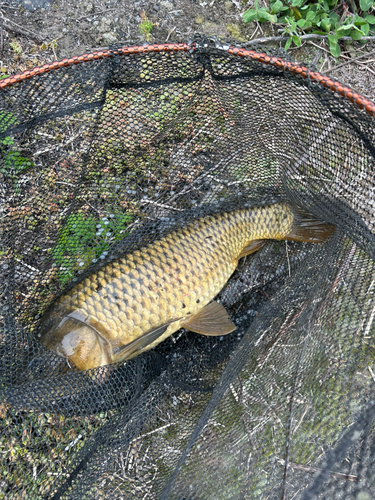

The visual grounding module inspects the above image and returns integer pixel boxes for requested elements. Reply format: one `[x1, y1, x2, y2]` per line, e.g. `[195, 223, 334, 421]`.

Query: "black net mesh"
[1, 36, 374, 499]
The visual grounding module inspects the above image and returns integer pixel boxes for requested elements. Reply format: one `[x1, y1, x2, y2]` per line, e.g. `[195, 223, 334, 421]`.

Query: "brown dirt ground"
[1, 0, 375, 101]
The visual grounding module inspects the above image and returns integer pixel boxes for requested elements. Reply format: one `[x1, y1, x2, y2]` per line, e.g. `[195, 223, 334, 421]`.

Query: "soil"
[1, 0, 375, 101]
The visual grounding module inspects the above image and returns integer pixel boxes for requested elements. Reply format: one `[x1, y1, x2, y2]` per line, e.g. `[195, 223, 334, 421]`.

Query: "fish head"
[38, 313, 110, 371]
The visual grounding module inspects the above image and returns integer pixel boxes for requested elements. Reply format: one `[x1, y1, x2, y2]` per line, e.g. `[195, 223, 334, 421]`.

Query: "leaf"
[243, 9, 258, 23]
[327, 33, 338, 44]
[271, 0, 289, 13]
[257, 8, 278, 23]
[320, 17, 331, 31]
[13, 156, 33, 173]
[284, 36, 293, 50]
[306, 11, 317, 21]
[360, 0, 373, 12]
[328, 36, 341, 58]
[0, 111, 17, 134]
[291, 0, 303, 6]
[329, 12, 341, 25]
[1, 136, 14, 147]
[52, 211, 132, 284]
[335, 25, 353, 37]
[291, 6, 302, 19]
[292, 35, 302, 46]
[350, 30, 364, 40]
[297, 19, 309, 28]
[365, 14, 375, 24]
[271, 0, 284, 13]
[2, 150, 34, 174]
[361, 22, 370, 34]
[354, 14, 368, 26]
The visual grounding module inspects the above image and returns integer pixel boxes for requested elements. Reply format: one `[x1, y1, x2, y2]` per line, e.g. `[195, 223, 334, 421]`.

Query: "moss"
[226, 23, 247, 42]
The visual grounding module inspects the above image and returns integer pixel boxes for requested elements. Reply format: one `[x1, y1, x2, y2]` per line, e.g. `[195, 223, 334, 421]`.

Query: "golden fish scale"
[54, 204, 293, 357]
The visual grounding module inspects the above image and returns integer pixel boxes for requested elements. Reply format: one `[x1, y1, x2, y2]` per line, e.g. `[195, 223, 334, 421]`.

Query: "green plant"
[40, 39, 58, 51]
[52, 211, 132, 285]
[243, 0, 375, 57]
[9, 39, 22, 55]
[0, 111, 34, 178]
[139, 11, 153, 41]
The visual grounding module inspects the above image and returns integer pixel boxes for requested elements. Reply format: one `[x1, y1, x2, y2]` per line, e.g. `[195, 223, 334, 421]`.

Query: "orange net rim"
[1, 41, 375, 117]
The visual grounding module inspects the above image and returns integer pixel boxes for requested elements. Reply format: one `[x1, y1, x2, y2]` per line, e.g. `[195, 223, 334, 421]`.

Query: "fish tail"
[285, 204, 335, 243]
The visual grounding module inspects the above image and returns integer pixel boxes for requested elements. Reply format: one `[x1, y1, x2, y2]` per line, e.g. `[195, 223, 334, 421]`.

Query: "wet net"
[0, 35, 374, 499]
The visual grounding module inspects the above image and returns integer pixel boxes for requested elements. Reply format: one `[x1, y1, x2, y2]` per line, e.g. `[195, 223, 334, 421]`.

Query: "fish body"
[38, 203, 334, 370]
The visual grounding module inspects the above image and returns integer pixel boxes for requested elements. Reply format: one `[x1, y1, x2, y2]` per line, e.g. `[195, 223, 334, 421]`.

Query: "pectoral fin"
[238, 239, 266, 259]
[182, 301, 236, 336]
[113, 318, 181, 360]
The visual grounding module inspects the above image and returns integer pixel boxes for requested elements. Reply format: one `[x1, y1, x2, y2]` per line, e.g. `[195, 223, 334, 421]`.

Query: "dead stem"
[257, 301, 308, 369]
[367, 366, 375, 383]
[277, 458, 357, 482]
[364, 304, 375, 338]
[285, 241, 291, 277]
[0, 11, 43, 42]
[166, 148, 243, 205]
[324, 49, 375, 74]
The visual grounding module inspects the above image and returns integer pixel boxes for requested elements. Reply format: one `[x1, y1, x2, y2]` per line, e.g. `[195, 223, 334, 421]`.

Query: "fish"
[37, 203, 335, 371]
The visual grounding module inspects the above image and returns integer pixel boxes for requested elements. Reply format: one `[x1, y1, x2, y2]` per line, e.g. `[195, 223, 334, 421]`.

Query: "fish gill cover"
[0, 35, 374, 499]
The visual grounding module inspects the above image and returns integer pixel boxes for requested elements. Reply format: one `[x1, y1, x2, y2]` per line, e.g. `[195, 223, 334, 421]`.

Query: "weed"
[39, 40, 58, 51]
[139, 11, 153, 41]
[9, 39, 22, 55]
[52, 211, 132, 285]
[0, 111, 34, 182]
[0, 67, 8, 79]
[243, 0, 375, 57]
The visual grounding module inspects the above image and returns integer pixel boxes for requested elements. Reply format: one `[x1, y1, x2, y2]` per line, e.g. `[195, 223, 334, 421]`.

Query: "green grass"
[0, 111, 34, 196]
[52, 211, 132, 285]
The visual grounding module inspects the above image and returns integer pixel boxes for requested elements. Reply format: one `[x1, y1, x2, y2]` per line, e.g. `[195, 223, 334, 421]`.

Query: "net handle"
[1, 41, 374, 116]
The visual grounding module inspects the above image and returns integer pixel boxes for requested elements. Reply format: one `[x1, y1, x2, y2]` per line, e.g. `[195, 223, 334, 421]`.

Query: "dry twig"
[75, 7, 118, 22]
[277, 458, 358, 481]
[0, 12, 43, 42]
[244, 33, 375, 46]
[324, 49, 375, 74]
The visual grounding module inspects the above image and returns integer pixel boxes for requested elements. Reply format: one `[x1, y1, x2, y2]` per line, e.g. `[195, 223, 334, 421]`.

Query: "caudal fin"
[285, 204, 335, 243]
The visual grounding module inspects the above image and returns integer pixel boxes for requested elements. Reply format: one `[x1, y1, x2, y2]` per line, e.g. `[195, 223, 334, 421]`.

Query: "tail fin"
[285, 204, 335, 243]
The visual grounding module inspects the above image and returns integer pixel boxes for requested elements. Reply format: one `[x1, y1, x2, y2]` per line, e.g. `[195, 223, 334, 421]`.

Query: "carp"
[37, 203, 335, 370]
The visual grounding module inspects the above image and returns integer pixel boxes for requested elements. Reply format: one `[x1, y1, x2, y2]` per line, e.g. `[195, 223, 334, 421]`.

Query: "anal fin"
[182, 301, 236, 336]
[238, 239, 266, 259]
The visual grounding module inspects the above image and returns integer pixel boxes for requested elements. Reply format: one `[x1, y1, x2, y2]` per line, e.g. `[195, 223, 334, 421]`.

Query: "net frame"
[1, 39, 374, 116]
